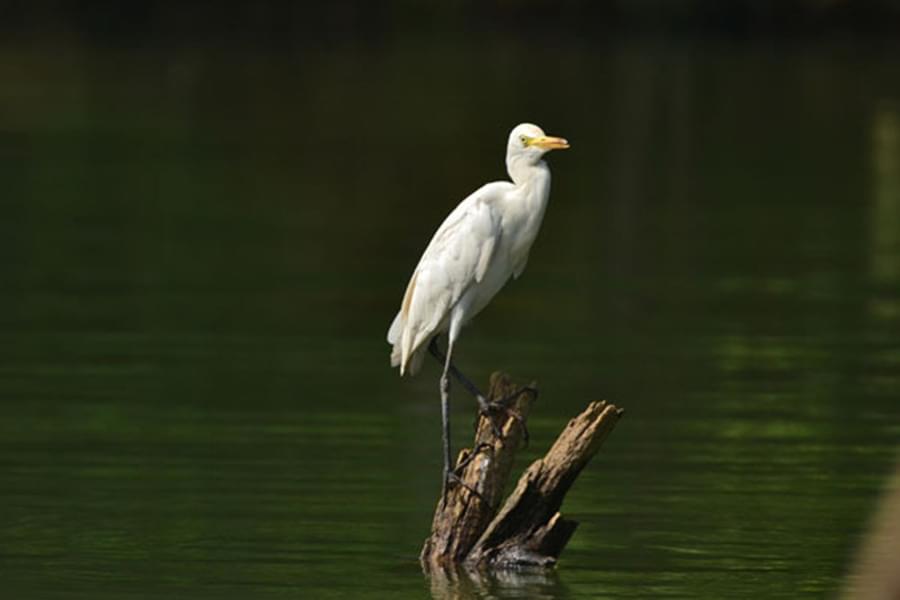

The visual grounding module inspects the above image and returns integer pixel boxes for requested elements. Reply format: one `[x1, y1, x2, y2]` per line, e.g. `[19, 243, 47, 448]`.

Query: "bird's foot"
[495, 384, 536, 445]
[475, 393, 531, 446]
[498, 384, 539, 407]
[453, 442, 493, 474]
[441, 468, 489, 509]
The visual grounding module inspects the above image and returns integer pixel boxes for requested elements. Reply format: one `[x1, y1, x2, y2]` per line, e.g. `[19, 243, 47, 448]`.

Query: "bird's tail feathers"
[387, 310, 426, 377]
[388, 310, 407, 373]
[399, 323, 414, 375]
[387, 310, 415, 376]
[390, 342, 402, 369]
[387, 311, 403, 344]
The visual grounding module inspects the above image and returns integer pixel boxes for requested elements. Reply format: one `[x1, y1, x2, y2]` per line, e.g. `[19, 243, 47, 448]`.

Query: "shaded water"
[1, 35, 899, 598]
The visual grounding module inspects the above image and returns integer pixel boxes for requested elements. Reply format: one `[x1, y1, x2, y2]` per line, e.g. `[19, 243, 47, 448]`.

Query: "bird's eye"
[519, 135, 529, 146]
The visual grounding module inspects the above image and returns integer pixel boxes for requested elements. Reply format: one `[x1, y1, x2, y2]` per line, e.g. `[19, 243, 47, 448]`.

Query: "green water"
[1, 36, 899, 598]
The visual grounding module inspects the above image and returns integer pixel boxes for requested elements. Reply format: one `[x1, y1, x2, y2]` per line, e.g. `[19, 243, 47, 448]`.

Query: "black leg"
[428, 336, 529, 443]
[439, 371, 452, 508]
[445, 470, 489, 506]
[429, 337, 485, 400]
[454, 442, 493, 473]
[436, 337, 491, 508]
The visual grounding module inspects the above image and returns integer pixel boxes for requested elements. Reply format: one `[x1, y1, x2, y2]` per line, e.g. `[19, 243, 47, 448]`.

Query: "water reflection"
[427, 563, 566, 600]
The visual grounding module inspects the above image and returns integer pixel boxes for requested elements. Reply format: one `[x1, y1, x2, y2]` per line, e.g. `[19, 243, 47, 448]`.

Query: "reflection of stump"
[420, 372, 623, 569]
[427, 561, 565, 600]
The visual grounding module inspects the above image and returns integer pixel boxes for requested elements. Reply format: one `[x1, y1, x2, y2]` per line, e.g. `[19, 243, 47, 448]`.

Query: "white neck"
[507, 156, 551, 206]
[504, 156, 552, 246]
[507, 154, 548, 187]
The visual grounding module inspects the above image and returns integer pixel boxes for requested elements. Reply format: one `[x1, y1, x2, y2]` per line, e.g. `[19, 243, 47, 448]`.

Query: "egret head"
[507, 123, 569, 159]
[506, 123, 569, 183]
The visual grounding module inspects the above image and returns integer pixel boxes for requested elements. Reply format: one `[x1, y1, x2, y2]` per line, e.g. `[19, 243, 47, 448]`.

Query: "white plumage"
[387, 122, 569, 502]
[387, 123, 569, 377]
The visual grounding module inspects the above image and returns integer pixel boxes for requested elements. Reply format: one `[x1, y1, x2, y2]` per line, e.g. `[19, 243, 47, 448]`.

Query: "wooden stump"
[420, 372, 536, 564]
[420, 372, 623, 569]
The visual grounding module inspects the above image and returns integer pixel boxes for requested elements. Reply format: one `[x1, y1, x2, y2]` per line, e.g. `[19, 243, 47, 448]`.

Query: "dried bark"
[420, 372, 535, 564]
[420, 372, 623, 569]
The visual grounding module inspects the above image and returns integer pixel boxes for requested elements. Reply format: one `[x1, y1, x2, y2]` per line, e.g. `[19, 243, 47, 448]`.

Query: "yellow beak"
[530, 135, 570, 150]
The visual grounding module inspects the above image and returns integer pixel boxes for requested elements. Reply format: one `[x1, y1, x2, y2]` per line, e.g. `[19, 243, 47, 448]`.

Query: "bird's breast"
[502, 198, 547, 261]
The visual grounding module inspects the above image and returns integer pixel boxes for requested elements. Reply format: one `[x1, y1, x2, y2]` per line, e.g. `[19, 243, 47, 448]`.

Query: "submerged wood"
[420, 371, 623, 569]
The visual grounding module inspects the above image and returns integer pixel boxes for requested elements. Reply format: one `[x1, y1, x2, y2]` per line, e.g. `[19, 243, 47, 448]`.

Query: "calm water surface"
[1, 36, 899, 598]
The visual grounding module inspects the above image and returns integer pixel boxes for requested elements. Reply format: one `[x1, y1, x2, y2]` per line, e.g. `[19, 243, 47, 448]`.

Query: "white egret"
[387, 123, 569, 500]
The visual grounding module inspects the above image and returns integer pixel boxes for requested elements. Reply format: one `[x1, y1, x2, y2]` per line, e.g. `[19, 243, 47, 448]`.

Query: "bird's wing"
[389, 182, 510, 374]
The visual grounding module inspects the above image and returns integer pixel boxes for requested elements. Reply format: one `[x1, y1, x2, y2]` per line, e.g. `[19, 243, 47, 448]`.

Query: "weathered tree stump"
[420, 371, 623, 569]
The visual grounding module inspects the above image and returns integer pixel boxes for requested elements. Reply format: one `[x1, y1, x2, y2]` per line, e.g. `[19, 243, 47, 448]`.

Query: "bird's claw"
[475, 395, 530, 446]
[495, 385, 536, 445]
[474, 404, 504, 438]
[441, 469, 489, 509]
[454, 442, 494, 474]
[504, 385, 539, 404]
